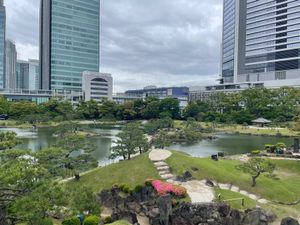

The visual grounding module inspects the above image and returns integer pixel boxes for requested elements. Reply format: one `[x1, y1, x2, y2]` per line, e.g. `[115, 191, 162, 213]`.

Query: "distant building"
[82, 72, 113, 101]
[0, 0, 5, 88]
[5, 40, 17, 89]
[40, 0, 100, 91]
[221, 0, 300, 85]
[125, 86, 189, 108]
[16, 59, 40, 90]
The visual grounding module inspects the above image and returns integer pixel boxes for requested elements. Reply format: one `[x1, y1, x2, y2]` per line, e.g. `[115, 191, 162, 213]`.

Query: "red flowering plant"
[151, 180, 187, 198]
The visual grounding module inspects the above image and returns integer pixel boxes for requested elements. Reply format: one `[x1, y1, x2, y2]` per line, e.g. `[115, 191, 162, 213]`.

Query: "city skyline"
[4, 0, 222, 92]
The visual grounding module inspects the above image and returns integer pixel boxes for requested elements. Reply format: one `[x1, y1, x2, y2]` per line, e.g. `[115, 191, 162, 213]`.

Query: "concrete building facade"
[221, 0, 300, 85]
[16, 59, 40, 90]
[0, 0, 5, 89]
[82, 71, 113, 101]
[5, 40, 16, 89]
[40, 0, 100, 91]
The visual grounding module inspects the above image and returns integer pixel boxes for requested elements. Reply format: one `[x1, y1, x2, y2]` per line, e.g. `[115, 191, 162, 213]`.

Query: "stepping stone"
[154, 162, 168, 167]
[240, 190, 249, 196]
[166, 179, 175, 183]
[156, 166, 170, 171]
[159, 171, 170, 176]
[248, 194, 258, 200]
[257, 198, 268, 204]
[161, 174, 174, 180]
[230, 186, 240, 192]
[219, 183, 231, 190]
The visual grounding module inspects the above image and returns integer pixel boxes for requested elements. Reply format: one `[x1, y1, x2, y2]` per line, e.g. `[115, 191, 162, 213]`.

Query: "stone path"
[149, 149, 269, 205]
[149, 149, 214, 203]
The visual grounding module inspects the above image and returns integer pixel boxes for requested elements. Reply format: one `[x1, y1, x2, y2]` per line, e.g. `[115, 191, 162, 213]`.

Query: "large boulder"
[111, 207, 139, 225]
[281, 217, 299, 225]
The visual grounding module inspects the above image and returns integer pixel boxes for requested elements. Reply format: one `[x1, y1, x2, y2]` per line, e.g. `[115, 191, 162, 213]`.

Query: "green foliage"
[153, 130, 171, 149]
[236, 158, 276, 187]
[83, 215, 100, 225]
[62, 217, 81, 225]
[276, 142, 286, 149]
[251, 150, 261, 155]
[104, 216, 114, 224]
[70, 186, 101, 215]
[133, 185, 144, 193]
[28, 217, 54, 225]
[110, 122, 149, 160]
[0, 131, 21, 150]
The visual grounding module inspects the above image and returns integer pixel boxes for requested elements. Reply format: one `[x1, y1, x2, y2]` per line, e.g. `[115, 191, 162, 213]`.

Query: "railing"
[218, 194, 245, 207]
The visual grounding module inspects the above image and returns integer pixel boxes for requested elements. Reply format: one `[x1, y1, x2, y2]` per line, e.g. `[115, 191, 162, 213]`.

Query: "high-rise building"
[40, 0, 100, 91]
[16, 59, 40, 90]
[5, 40, 17, 89]
[0, 0, 5, 89]
[221, 0, 300, 84]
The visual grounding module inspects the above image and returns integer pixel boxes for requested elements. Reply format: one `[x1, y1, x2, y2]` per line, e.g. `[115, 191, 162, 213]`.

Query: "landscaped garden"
[166, 151, 300, 218]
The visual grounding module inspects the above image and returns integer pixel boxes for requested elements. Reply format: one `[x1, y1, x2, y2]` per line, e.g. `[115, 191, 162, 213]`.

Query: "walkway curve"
[149, 149, 269, 205]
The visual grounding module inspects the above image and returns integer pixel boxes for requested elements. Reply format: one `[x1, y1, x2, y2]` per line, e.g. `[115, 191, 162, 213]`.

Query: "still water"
[0, 126, 294, 165]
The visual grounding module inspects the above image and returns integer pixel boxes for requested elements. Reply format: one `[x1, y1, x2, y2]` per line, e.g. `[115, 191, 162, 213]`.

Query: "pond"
[167, 134, 294, 157]
[0, 126, 295, 165]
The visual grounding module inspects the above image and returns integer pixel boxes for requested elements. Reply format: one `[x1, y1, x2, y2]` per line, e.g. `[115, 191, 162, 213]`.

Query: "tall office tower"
[16, 59, 40, 90]
[5, 40, 17, 89]
[0, 0, 5, 88]
[40, 0, 100, 91]
[16, 60, 29, 89]
[221, 0, 300, 84]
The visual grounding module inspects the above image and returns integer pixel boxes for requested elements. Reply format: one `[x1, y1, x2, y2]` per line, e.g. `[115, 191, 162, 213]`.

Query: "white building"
[82, 71, 113, 102]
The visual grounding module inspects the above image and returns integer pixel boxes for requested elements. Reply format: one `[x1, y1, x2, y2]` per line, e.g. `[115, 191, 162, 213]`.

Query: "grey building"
[0, 0, 5, 89]
[40, 0, 100, 91]
[5, 40, 17, 89]
[221, 0, 300, 84]
[82, 71, 113, 101]
[16, 59, 40, 90]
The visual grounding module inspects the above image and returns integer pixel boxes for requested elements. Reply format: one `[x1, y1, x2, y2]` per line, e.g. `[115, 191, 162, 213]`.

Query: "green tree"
[153, 130, 171, 149]
[141, 101, 161, 119]
[236, 158, 276, 187]
[110, 123, 148, 160]
[70, 186, 100, 215]
[159, 98, 180, 119]
[0, 132, 20, 150]
[0, 96, 9, 114]
[77, 100, 100, 119]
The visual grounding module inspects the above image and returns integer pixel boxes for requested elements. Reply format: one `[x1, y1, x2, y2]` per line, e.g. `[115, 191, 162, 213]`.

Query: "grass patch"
[215, 188, 256, 210]
[67, 154, 160, 192]
[166, 151, 300, 207]
[108, 221, 131, 225]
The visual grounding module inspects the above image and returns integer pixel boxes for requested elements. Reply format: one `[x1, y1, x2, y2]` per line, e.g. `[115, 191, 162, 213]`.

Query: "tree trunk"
[139, 147, 142, 154]
[252, 173, 260, 187]
[128, 153, 131, 160]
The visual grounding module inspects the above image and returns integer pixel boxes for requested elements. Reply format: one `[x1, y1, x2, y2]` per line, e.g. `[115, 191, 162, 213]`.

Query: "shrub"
[33, 218, 53, 225]
[151, 180, 187, 198]
[145, 179, 154, 186]
[119, 183, 126, 190]
[264, 144, 276, 153]
[104, 216, 113, 224]
[276, 142, 286, 149]
[133, 185, 143, 193]
[62, 217, 81, 225]
[251, 150, 261, 155]
[122, 185, 131, 194]
[83, 215, 100, 225]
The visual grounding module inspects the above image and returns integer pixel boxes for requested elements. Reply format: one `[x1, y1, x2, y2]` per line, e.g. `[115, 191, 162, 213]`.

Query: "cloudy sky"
[5, 0, 223, 92]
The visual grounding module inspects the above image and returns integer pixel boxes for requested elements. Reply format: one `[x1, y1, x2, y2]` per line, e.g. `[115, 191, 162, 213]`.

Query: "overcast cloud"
[5, 0, 222, 92]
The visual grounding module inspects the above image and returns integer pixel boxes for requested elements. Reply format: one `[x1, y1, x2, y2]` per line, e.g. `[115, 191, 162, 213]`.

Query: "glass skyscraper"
[0, 0, 5, 89]
[40, 0, 100, 91]
[221, 0, 300, 84]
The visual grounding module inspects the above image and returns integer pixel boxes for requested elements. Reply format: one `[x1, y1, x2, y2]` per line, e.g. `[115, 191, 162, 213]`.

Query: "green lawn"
[166, 151, 300, 211]
[214, 188, 256, 210]
[67, 153, 160, 192]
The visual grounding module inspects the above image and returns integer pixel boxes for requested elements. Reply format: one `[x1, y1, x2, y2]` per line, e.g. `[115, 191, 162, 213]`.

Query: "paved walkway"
[149, 149, 269, 205]
[149, 149, 214, 203]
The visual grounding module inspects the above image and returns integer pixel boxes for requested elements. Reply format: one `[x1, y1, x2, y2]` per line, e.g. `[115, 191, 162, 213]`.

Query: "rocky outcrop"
[171, 203, 274, 225]
[281, 217, 299, 225]
[99, 186, 277, 225]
